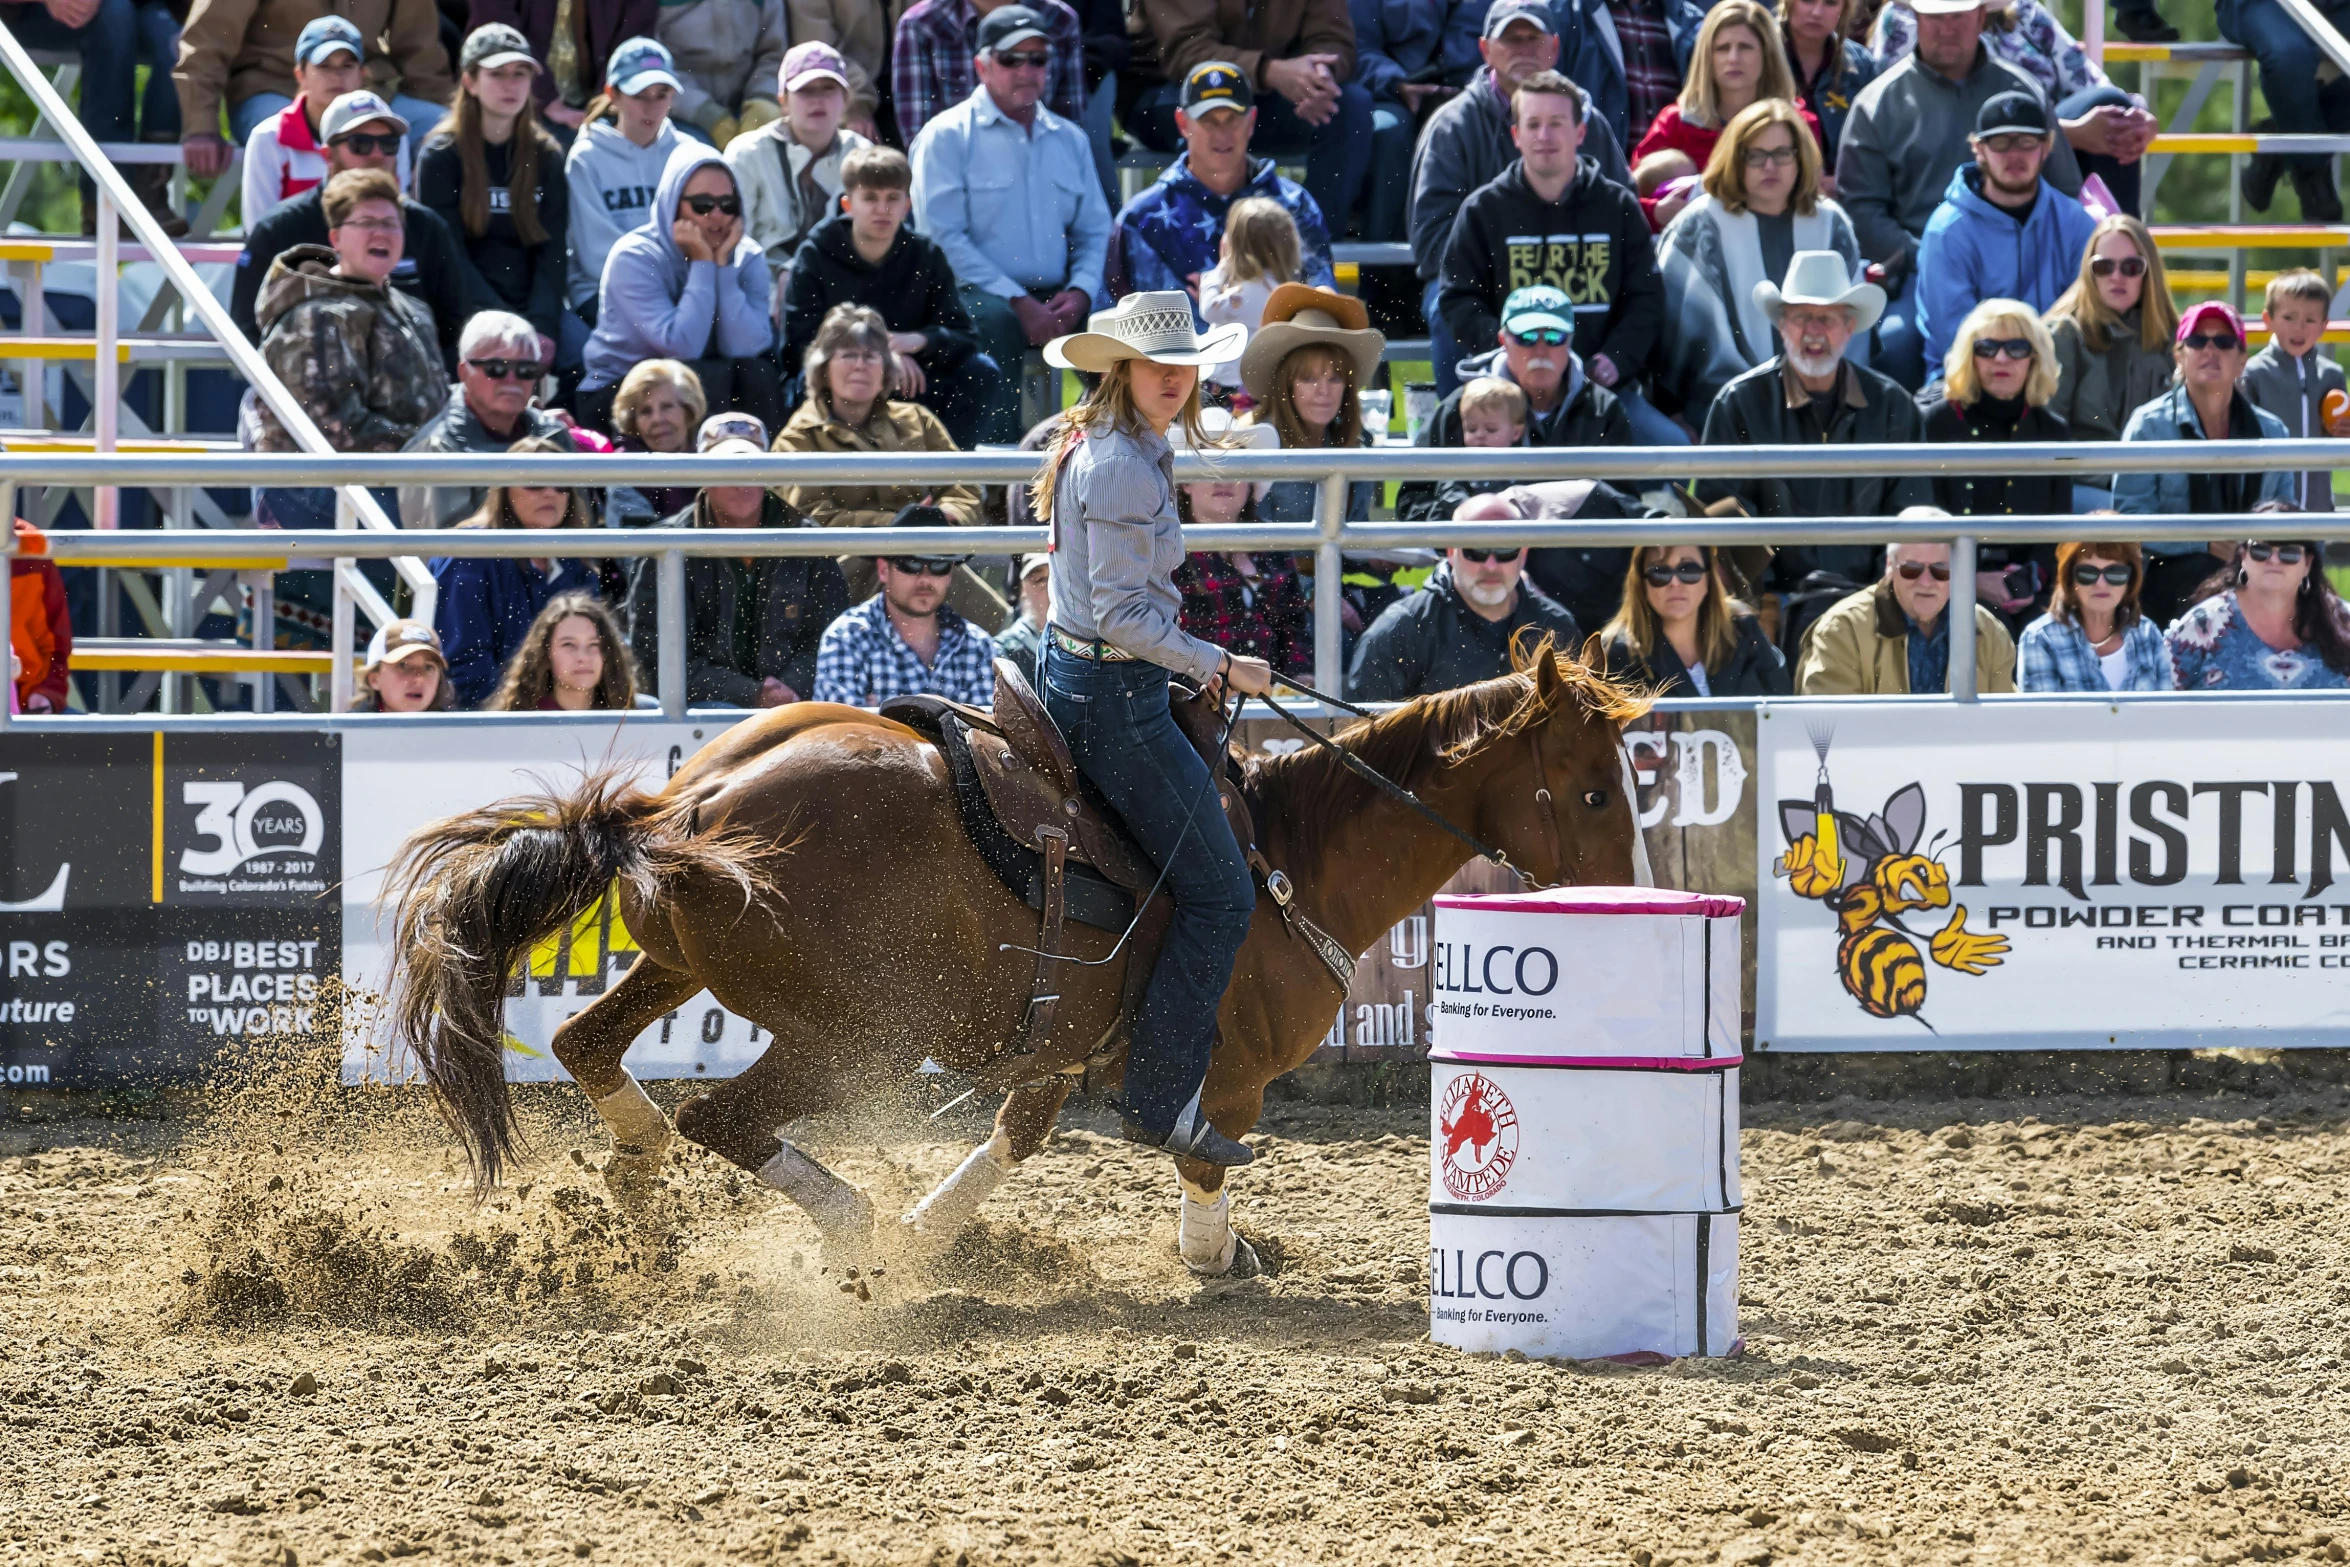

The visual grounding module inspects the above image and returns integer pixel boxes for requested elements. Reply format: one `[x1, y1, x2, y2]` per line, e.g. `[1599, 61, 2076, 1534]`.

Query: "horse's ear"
[1509, 625, 1559, 678]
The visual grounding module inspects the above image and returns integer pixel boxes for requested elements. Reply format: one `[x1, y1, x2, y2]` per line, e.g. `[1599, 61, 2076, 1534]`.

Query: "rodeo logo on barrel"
[1437, 1070, 1520, 1201]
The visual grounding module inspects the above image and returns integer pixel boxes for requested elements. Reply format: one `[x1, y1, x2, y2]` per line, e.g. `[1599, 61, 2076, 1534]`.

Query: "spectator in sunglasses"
[417, 27, 571, 348]
[811, 504, 1001, 706]
[1919, 298, 2069, 628]
[578, 153, 783, 435]
[399, 310, 577, 528]
[2044, 215, 2178, 483]
[1600, 545, 1790, 696]
[2167, 537, 2350, 690]
[1347, 496, 1583, 701]
[625, 435, 847, 707]
[2114, 301, 2296, 625]
[2017, 540, 2173, 691]
[892, 0, 1084, 146]
[1796, 515, 2017, 693]
[232, 91, 481, 374]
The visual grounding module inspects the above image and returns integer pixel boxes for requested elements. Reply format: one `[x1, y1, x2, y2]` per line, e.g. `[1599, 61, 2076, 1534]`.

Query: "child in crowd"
[353, 620, 453, 712]
[417, 25, 571, 348]
[1458, 376, 1529, 450]
[2242, 268, 2350, 512]
[244, 17, 414, 227]
[9, 518, 69, 715]
[565, 39, 691, 339]
[487, 594, 638, 710]
[1632, 149, 1702, 232]
[730, 43, 872, 303]
[1200, 197, 1303, 394]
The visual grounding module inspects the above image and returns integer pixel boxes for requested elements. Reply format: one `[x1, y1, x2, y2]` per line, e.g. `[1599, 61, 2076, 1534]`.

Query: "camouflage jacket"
[252, 245, 445, 453]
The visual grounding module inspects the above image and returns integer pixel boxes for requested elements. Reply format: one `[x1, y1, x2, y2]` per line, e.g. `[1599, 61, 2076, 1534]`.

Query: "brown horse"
[382, 643, 1651, 1276]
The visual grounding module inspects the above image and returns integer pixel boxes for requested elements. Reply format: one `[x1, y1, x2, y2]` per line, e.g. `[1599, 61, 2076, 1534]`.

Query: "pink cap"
[1432, 887, 1747, 918]
[2177, 300, 2245, 344]
[781, 41, 850, 92]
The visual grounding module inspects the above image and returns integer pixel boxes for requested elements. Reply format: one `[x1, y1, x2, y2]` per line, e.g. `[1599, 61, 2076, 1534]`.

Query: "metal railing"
[0, 17, 435, 717]
[5, 440, 2348, 726]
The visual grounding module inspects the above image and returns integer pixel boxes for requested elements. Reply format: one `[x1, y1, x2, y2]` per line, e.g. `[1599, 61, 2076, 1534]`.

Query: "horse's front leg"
[901, 1076, 1073, 1248]
[1174, 1083, 1268, 1277]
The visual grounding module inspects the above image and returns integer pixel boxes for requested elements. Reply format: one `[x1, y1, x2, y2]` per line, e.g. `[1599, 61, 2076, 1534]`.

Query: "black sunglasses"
[1643, 560, 1708, 587]
[2247, 542, 2308, 563]
[2089, 255, 2147, 279]
[1895, 560, 1952, 582]
[333, 132, 402, 156]
[2182, 331, 2242, 352]
[888, 556, 962, 576]
[466, 357, 540, 380]
[682, 193, 742, 216]
[2071, 563, 2132, 586]
[1972, 337, 2034, 360]
[1458, 547, 1523, 564]
[992, 49, 1051, 68]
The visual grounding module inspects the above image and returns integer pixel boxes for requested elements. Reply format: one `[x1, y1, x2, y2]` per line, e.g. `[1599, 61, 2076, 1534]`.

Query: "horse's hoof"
[1226, 1235, 1263, 1279]
[601, 1153, 667, 1209]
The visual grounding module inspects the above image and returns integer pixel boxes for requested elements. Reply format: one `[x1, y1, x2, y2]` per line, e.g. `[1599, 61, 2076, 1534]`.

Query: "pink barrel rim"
[1431, 1050, 1744, 1072]
[1432, 887, 1747, 918]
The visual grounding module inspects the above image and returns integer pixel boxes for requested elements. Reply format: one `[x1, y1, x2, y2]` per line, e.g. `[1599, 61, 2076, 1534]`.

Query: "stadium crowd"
[10, 0, 2350, 718]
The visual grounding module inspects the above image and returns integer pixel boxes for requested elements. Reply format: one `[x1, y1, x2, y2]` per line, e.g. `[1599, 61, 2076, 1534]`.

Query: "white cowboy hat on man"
[1754, 250, 1887, 335]
[1044, 290, 1248, 373]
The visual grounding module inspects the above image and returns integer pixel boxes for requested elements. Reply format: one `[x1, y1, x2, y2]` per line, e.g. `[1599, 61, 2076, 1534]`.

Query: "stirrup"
[1120, 1093, 1254, 1167]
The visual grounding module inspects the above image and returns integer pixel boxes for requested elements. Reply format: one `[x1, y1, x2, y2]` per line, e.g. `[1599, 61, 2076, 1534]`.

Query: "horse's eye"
[1582, 789, 1608, 809]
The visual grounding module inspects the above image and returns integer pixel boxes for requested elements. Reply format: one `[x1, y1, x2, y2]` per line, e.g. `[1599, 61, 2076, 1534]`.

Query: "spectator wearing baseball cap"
[1123, 0, 1372, 233]
[417, 25, 571, 346]
[1104, 60, 1337, 325]
[1407, 4, 1632, 395]
[649, 0, 790, 145]
[893, 0, 1085, 146]
[354, 620, 453, 712]
[240, 17, 413, 228]
[811, 505, 1000, 708]
[908, 4, 1109, 443]
[996, 552, 1052, 683]
[565, 37, 692, 328]
[232, 90, 481, 373]
[728, 42, 873, 297]
[1438, 69, 1680, 446]
[2114, 301, 2298, 624]
[458, 0, 663, 134]
[1912, 90, 2095, 378]
[176, 0, 453, 184]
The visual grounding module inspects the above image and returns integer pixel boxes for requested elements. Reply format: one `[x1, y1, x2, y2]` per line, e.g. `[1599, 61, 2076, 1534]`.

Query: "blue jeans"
[2056, 82, 2144, 213]
[2220, 0, 2350, 164]
[1128, 79, 1375, 237]
[1364, 97, 1414, 242]
[1040, 646, 1256, 1135]
[960, 282, 1043, 444]
[1873, 268, 1929, 392]
[1424, 275, 1464, 395]
[1082, 70, 1120, 210]
[231, 90, 447, 160]
[1613, 380, 1691, 445]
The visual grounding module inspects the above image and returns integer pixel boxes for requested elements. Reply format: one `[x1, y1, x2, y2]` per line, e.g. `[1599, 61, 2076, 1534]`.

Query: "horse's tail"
[379, 764, 774, 1191]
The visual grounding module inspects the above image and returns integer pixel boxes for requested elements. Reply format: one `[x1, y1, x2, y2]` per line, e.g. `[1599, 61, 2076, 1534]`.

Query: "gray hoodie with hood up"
[581, 152, 774, 392]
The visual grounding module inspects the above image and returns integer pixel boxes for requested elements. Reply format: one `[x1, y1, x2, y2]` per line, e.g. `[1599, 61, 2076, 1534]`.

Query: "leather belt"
[1049, 625, 1136, 661]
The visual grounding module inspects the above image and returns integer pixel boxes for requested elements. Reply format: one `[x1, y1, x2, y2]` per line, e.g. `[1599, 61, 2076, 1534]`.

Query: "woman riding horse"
[1030, 291, 1277, 1168]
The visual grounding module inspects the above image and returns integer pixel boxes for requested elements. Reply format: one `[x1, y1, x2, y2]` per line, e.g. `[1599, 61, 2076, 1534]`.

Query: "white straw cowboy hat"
[1044, 290, 1247, 372]
[1167, 408, 1282, 503]
[1754, 250, 1887, 334]
[1239, 283, 1388, 402]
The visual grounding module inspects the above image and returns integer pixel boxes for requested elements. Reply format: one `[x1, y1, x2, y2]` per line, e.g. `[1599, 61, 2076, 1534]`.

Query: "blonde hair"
[1030, 360, 1210, 524]
[1680, 1, 1799, 129]
[612, 359, 707, 441]
[1601, 546, 1744, 672]
[1943, 298, 2059, 406]
[1773, 0, 1859, 41]
[2265, 267, 2332, 313]
[1701, 97, 1822, 215]
[2044, 213, 2178, 355]
[1459, 376, 1529, 426]
[1219, 197, 1302, 286]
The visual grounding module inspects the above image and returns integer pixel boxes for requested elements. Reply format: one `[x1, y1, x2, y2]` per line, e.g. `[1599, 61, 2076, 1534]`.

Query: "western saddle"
[879, 658, 1354, 1090]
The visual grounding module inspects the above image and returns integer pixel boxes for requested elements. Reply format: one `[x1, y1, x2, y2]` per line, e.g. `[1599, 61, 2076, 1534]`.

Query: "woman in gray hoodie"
[577, 152, 781, 432]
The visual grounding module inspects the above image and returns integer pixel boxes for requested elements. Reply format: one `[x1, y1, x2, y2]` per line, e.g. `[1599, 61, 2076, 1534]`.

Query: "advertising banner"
[0, 731, 338, 1085]
[1756, 699, 2350, 1050]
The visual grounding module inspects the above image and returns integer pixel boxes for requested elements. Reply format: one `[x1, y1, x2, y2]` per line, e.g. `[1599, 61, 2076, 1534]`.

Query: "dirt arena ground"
[2, 1051, 2347, 1567]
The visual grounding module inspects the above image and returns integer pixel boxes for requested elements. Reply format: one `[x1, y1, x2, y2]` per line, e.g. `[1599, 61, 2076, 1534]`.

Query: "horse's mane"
[1248, 635, 1652, 869]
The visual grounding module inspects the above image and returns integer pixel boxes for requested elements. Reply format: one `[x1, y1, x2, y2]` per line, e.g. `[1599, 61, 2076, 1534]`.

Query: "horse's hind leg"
[902, 1076, 1072, 1250]
[672, 1047, 874, 1247]
[551, 955, 706, 1194]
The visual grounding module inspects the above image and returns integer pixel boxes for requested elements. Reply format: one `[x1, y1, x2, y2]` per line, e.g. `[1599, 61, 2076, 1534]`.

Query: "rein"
[1258, 680, 1568, 891]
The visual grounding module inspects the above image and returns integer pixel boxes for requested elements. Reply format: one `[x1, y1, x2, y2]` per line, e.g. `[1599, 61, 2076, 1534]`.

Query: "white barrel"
[1430, 887, 1743, 1061]
[1428, 888, 1746, 1362]
[1429, 1055, 1741, 1213]
[1429, 1209, 1740, 1360]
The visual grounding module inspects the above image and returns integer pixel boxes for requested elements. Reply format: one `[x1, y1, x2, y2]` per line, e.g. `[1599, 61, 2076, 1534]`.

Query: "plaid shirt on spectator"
[812, 594, 1000, 706]
[2016, 612, 2174, 693]
[1608, 0, 1681, 148]
[1174, 552, 1314, 675]
[892, 0, 1086, 147]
